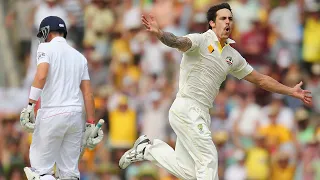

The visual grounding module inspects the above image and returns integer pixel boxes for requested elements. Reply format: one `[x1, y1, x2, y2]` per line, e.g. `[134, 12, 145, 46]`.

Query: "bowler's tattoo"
[158, 31, 192, 52]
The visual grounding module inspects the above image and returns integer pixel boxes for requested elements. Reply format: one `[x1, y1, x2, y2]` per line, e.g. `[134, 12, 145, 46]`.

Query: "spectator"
[259, 106, 293, 154]
[261, 94, 295, 131]
[122, 0, 142, 32]
[301, 137, 320, 180]
[211, 104, 229, 133]
[306, 64, 320, 113]
[111, 53, 140, 91]
[239, 19, 269, 65]
[271, 151, 296, 180]
[230, 93, 261, 148]
[225, 149, 247, 180]
[141, 35, 170, 76]
[141, 91, 170, 141]
[213, 130, 231, 180]
[83, 0, 115, 59]
[5, 0, 33, 67]
[269, 0, 301, 65]
[87, 51, 109, 89]
[230, 0, 260, 35]
[295, 107, 315, 146]
[63, 0, 87, 50]
[188, 12, 207, 33]
[136, 163, 159, 180]
[306, 134, 320, 180]
[302, 8, 320, 65]
[6, 165, 24, 180]
[108, 95, 137, 163]
[242, 133, 270, 180]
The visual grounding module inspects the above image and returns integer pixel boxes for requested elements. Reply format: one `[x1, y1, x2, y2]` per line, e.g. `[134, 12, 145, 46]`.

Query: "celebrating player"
[118, 3, 312, 180]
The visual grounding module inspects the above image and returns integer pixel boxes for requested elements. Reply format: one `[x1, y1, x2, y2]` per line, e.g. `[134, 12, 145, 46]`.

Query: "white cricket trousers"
[144, 97, 219, 180]
[29, 107, 84, 179]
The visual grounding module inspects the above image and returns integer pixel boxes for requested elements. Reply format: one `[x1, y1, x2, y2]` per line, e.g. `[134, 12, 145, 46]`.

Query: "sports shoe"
[119, 135, 151, 169]
[24, 167, 41, 180]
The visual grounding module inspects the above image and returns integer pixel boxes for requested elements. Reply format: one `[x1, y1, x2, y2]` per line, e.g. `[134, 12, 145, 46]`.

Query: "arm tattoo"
[158, 31, 192, 52]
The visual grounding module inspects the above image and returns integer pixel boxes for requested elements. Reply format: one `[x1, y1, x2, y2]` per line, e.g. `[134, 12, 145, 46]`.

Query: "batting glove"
[20, 103, 36, 133]
[86, 128, 104, 149]
[82, 123, 95, 148]
[82, 122, 104, 150]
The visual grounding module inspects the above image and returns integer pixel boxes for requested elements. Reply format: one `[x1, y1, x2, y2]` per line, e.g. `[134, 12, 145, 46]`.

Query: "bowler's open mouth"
[225, 27, 230, 32]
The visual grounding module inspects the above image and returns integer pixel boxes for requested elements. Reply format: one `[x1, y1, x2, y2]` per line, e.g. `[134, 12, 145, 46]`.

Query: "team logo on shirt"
[197, 124, 204, 134]
[37, 52, 46, 61]
[226, 56, 233, 66]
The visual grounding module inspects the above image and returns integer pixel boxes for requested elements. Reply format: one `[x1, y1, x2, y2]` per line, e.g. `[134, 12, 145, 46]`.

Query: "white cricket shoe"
[119, 135, 151, 169]
[24, 167, 41, 180]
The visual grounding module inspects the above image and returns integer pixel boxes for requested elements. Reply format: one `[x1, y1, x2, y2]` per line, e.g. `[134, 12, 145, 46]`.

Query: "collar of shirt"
[51, 37, 67, 43]
[205, 29, 236, 44]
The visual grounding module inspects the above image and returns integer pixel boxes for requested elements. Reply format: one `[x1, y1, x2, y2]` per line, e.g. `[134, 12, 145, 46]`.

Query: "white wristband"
[29, 86, 42, 101]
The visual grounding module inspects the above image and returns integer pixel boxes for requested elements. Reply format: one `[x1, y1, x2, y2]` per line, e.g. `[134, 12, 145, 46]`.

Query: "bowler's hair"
[207, 3, 232, 29]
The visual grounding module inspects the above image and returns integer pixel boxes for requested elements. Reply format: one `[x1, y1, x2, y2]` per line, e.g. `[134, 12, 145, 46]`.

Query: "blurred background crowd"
[0, 0, 320, 179]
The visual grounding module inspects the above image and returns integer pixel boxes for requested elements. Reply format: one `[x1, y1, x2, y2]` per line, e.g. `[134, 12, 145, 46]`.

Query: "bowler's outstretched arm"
[244, 70, 312, 106]
[141, 14, 192, 52]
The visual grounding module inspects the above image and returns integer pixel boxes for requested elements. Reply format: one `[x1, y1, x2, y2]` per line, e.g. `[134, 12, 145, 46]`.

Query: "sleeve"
[183, 33, 203, 53]
[36, 44, 50, 65]
[81, 58, 90, 80]
[229, 51, 253, 79]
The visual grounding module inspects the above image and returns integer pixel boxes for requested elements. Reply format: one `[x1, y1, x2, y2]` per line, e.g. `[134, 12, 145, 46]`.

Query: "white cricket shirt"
[36, 37, 90, 108]
[177, 29, 253, 108]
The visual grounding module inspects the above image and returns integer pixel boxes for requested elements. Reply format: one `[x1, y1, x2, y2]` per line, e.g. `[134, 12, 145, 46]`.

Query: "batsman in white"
[119, 3, 313, 180]
[19, 16, 104, 180]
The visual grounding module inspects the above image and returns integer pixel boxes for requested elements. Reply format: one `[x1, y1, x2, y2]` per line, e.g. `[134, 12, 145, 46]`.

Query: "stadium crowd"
[0, 0, 320, 179]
